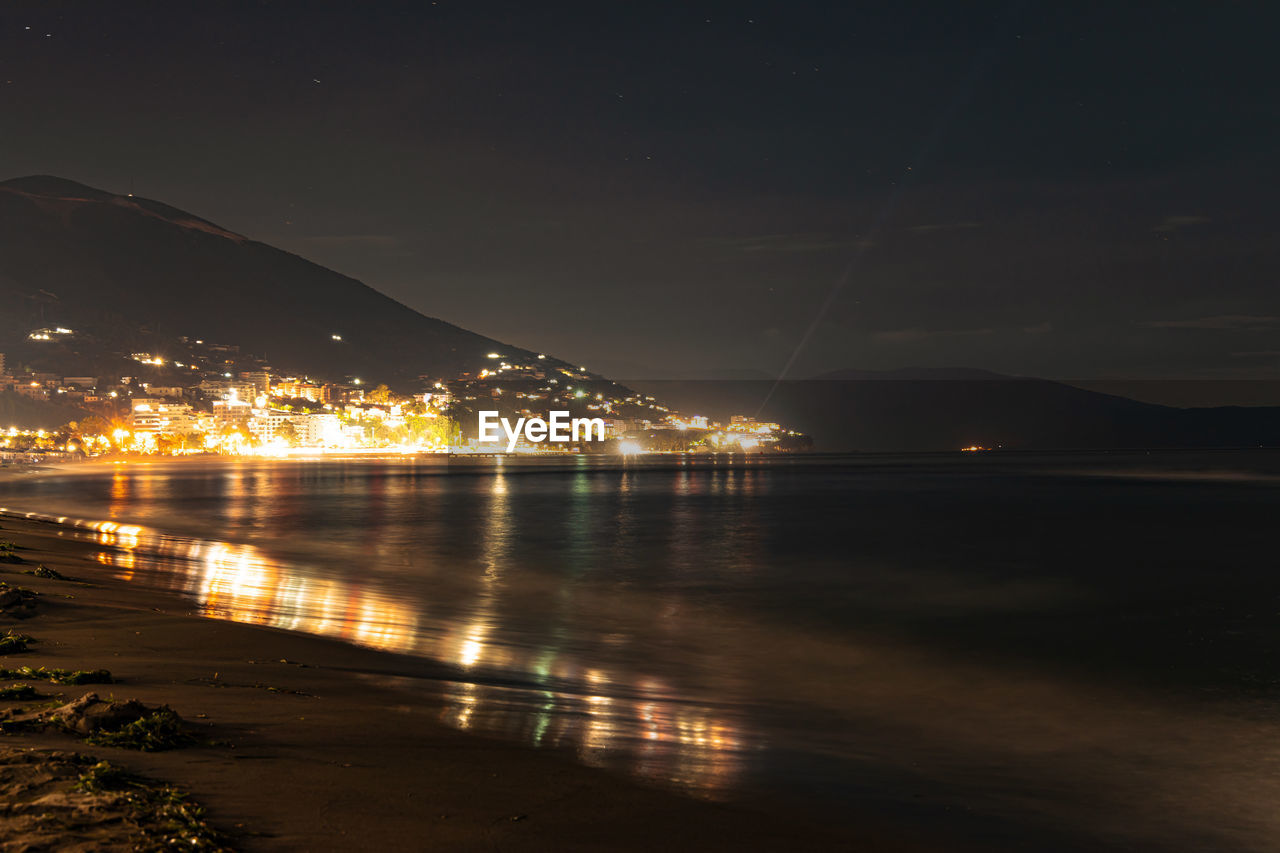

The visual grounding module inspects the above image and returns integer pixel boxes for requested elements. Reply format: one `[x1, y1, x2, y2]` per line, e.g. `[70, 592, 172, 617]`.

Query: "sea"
[3, 449, 1280, 851]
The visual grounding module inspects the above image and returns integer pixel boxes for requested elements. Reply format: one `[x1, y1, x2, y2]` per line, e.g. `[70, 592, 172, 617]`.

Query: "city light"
[0, 335, 806, 461]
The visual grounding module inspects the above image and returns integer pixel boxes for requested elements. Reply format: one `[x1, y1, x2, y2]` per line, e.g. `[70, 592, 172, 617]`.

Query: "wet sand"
[0, 513, 929, 851]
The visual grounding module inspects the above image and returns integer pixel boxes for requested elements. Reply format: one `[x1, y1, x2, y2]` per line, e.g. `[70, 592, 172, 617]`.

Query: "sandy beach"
[0, 509, 922, 852]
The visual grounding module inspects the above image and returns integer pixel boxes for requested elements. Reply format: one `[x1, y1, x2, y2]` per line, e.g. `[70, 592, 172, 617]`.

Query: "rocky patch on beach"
[0, 531, 232, 849]
[0, 747, 230, 851]
[2, 691, 200, 753]
[26, 564, 68, 581]
[0, 541, 25, 565]
[0, 580, 39, 619]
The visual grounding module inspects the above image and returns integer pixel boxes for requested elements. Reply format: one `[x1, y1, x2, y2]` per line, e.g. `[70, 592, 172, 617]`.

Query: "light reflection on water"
[10, 452, 1280, 849]
[1, 465, 753, 797]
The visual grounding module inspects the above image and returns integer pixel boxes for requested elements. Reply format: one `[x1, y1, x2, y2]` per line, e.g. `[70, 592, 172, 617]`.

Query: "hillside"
[3, 175, 1278, 451]
[0, 391, 90, 431]
[0, 176, 562, 388]
[630, 374, 1280, 452]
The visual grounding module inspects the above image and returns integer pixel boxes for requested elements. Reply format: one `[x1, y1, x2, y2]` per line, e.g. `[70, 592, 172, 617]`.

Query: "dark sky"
[2, 1, 1277, 379]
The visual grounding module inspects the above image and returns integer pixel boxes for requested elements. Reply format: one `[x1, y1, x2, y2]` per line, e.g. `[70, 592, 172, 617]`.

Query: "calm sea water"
[4, 450, 1280, 850]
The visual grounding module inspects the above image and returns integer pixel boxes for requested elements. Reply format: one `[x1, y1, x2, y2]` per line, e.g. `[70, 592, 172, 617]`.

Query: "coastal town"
[0, 331, 810, 459]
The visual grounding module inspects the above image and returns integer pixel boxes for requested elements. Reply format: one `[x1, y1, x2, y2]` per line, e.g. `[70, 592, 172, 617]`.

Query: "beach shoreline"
[0, 511, 920, 851]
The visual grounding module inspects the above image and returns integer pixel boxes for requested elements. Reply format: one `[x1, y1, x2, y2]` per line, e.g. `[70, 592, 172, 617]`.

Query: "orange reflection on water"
[73, 500, 750, 797]
[93, 527, 422, 655]
[88, 520, 143, 550]
[109, 470, 129, 514]
[96, 549, 135, 579]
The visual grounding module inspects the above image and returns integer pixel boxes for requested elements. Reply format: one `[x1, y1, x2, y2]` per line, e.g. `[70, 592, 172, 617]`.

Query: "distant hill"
[629, 372, 1280, 451]
[0, 176, 569, 388]
[4, 175, 1277, 451]
[584, 357, 776, 381]
[810, 367, 1013, 381]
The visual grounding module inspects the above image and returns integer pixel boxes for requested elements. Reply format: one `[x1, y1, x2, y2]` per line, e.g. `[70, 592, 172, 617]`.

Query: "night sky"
[2, 2, 1277, 380]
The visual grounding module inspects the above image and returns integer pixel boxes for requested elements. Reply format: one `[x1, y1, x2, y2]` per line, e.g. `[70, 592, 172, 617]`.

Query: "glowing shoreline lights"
[3, 354, 801, 461]
[0, 497, 749, 795]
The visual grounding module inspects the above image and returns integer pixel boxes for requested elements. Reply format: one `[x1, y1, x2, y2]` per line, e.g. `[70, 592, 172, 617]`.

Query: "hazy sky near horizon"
[2, 2, 1277, 379]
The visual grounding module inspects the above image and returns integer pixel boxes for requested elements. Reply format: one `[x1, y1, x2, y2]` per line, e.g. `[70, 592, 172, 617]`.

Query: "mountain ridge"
[0, 175, 565, 388]
[809, 367, 1017, 381]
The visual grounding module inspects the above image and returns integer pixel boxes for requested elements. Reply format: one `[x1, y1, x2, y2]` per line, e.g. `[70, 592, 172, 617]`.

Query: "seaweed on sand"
[0, 665, 112, 685]
[25, 564, 65, 580]
[3, 692, 202, 754]
[84, 707, 198, 752]
[75, 759, 234, 851]
[0, 683, 40, 700]
[0, 582, 38, 617]
[0, 630, 35, 654]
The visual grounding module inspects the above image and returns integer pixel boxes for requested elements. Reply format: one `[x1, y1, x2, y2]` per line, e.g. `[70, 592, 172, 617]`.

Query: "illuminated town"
[0, 332, 809, 460]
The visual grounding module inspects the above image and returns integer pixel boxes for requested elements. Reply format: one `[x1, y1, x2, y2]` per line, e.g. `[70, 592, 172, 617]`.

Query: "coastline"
[11, 453, 1280, 850]
[0, 511, 916, 851]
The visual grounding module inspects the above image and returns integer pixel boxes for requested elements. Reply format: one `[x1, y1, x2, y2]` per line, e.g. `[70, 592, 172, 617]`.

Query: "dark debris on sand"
[0, 581, 39, 618]
[0, 747, 233, 851]
[25, 563, 67, 580]
[3, 691, 201, 752]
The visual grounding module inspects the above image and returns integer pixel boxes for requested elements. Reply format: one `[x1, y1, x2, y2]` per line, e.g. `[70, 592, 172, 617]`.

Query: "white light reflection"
[443, 472, 510, 671]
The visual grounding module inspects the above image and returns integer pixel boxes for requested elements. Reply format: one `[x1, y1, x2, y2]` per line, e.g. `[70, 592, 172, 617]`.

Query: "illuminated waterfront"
[7, 452, 1280, 849]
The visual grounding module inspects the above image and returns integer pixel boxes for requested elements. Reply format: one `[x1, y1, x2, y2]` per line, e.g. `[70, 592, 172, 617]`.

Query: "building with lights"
[272, 379, 324, 402]
[199, 378, 258, 401]
[239, 371, 272, 397]
[248, 411, 342, 446]
[130, 398, 201, 435]
[212, 397, 252, 427]
[728, 415, 781, 434]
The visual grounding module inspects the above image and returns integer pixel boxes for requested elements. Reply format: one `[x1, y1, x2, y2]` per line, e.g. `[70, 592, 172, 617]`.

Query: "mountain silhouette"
[3, 176, 1278, 450]
[0, 175, 559, 386]
[630, 371, 1280, 451]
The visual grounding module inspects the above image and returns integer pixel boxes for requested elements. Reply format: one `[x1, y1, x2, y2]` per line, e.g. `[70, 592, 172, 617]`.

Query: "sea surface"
[4, 450, 1280, 851]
